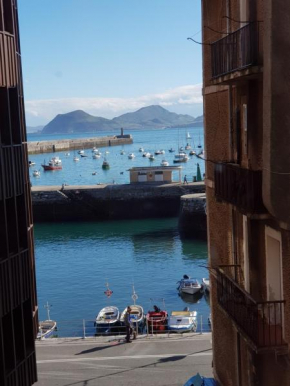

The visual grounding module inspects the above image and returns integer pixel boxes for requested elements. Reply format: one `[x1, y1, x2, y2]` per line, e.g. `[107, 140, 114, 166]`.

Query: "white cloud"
[25, 84, 203, 125]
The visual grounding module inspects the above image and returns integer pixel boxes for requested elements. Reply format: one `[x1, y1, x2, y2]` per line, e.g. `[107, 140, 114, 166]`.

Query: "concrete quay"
[35, 333, 213, 386]
[27, 135, 133, 154]
[31, 182, 205, 222]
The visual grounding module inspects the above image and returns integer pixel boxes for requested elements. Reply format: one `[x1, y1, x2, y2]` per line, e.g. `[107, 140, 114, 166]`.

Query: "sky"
[18, 0, 203, 126]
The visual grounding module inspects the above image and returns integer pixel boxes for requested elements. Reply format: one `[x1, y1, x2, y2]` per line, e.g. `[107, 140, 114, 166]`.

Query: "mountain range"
[40, 105, 203, 134]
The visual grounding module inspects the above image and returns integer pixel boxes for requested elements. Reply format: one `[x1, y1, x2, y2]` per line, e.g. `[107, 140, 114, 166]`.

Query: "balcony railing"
[214, 163, 266, 214]
[211, 22, 259, 78]
[217, 267, 286, 351]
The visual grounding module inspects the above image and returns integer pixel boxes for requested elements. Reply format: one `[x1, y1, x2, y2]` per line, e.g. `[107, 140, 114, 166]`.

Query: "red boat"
[146, 305, 168, 332]
[42, 157, 62, 171]
[41, 164, 62, 171]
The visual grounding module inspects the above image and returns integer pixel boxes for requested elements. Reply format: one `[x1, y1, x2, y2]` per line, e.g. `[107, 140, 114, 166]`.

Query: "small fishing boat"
[92, 153, 101, 159]
[128, 153, 135, 159]
[32, 170, 40, 177]
[120, 305, 145, 332]
[173, 153, 188, 163]
[65, 152, 70, 156]
[160, 159, 169, 167]
[168, 308, 197, 333]
[102, 158, 110, 169]
[139, 147, 144, 152]
[189, 149, 196, 156]
[37, 302, 57, 340]
[168, 148, 175, 153]
[120, 150, 125, 155]
[146, 301, 168, 332]
[42, 158, 62, 171]
[78, 150, 84, 155]
[80, 154, 88, 158]
[28, 160, 35, 167]
[73, 156, 79, 162]
[202, 278, 210, 292]
[149, 154, 155, 161]
[105, 151, 110, 154]
[154, 150, 162, 155]
[142, 152, 149, 157]
[177, 276, 202, 295]
[185, 143, 191, 150]
[160, 150, 165, 154]
[95, 306, 120, 335]
[186, 132, 191, 140]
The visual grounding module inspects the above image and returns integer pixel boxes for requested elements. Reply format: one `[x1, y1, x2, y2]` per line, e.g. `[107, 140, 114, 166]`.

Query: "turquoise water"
[28, 127, 205, 186]
[34, 218, 210, 337]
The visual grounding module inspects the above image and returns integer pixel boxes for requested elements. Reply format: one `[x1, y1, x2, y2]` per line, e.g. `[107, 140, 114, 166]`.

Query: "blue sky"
[18, 0, 203, 125]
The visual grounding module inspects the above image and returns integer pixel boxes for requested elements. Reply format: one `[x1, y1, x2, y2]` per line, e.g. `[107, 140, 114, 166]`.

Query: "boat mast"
[44, 301, 52, 321]
[132, 284, 138, 306]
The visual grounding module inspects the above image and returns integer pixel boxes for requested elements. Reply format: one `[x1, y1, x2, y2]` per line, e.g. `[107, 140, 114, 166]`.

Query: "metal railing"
[36, 316, 212, 340]
[217, 267, 286, 350]
[214, 163, 266, 214]
[211, 22, 259, 78]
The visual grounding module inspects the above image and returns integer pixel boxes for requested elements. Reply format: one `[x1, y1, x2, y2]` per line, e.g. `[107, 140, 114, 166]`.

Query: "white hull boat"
[33, 170, 40, 177]
[177, 277, 202, 295]
[128, 153, 135, 159]
[120, 305, 145, 331]
[202, 278, 210, 292]
[37, 320, 57, 339]
[168, 309, 197, 332]
[95, 306, 120, 335]
[160, 159, 169, 166]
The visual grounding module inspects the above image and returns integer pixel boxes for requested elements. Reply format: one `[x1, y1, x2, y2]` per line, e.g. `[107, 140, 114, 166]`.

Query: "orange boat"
[146, 305, 168, 332]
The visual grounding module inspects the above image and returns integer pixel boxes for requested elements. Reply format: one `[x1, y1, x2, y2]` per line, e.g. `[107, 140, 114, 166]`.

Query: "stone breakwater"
[179, 193, 207, 239]
[31, 182, 205, 222]
[27, 135, 133, 154]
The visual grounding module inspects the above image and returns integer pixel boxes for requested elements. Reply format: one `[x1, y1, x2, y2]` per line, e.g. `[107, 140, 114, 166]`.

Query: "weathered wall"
[31, 183, 205, 222]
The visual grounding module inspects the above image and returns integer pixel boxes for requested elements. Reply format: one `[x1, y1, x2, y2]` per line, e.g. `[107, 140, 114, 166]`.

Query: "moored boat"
[160, 159, 169, 166]
[73, 156, 79, 162]
[102, 158, 110, 169]
[32, 170, 40, 177]
[128, 153, 135, 159]
[168, 309, 197, 333]
[173, 152, 188, 163]
[93, 153, 101, 159]
[185, 143, 191, 150]
[168, 148, 175, 153]
[139, 147, 144, 152]
[189, 149, 196, 156]
[149, 154, 155, 161]
[202, 278, 210, 292]
[177, 276, 202, 295]
[146, 304, 168, 332]
[28, 160, 35, 167]
[37, 302, 57, 340]
[120, 305, 145, 332]
[95, 306, 120, 335]
[41, 159, 62, 171]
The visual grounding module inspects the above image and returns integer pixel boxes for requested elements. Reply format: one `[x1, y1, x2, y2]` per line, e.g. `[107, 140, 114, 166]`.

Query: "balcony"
[211, 22, 260, 81]
[217, 267, 287, 352]
[214, 163, 266, 214]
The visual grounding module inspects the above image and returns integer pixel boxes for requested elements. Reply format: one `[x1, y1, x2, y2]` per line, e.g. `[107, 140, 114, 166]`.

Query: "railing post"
[146, 318, 149, 337]
[82, 319, 86, 339]
[200, 315, 203, 335]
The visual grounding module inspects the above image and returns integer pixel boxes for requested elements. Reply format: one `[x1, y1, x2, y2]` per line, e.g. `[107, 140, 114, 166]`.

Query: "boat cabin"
[128, 166, 182, 184]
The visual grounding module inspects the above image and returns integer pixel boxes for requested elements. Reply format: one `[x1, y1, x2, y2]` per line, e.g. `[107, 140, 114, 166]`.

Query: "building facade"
[202, 0, 290, 385]
[0, 1, 38, 385]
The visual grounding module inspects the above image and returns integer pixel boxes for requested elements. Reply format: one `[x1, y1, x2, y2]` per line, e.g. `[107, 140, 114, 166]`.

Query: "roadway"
[35, 333, 213, 386]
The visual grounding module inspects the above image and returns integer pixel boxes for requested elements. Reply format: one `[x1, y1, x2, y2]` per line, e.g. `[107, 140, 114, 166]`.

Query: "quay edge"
[27, 135, 133, 155]
[31, 182, 206, 223]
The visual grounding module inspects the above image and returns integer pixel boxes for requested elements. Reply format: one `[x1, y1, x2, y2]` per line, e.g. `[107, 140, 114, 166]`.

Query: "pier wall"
[27, 135, 133, 154]
[32, 182, 205, 223]
[179, 193, 207, 239]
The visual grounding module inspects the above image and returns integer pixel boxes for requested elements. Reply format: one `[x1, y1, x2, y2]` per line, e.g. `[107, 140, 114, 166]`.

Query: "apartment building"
[202, 0, 290, 385]
[0, 0, 38, 385]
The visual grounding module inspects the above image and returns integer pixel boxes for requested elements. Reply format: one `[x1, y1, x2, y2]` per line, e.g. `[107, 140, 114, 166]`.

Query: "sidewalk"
[35, 333, 213, 386]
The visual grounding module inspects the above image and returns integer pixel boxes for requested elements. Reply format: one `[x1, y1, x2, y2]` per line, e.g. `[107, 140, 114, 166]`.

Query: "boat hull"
[37, 320, 57, 339]
[41, 165, 62, 171]
[146, 311, 168, 332]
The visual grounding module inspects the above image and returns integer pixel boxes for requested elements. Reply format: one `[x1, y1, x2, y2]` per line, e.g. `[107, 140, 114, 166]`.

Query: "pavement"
[35, 333, 213, 386]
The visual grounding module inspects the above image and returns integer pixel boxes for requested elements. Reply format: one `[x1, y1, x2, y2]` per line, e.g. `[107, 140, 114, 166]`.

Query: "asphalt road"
[35, 333, 213, 386]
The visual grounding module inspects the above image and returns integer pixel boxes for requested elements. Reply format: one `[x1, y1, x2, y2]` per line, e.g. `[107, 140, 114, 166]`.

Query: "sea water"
[28, 127, 205, 186]
[35, 217, 210, 337]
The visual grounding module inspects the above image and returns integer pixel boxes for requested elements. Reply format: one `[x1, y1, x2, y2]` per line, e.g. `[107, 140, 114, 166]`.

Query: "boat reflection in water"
[179, 291, 203, 304]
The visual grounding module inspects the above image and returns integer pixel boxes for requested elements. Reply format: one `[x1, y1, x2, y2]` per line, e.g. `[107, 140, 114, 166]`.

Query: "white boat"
[95, 306, 120, 335]
[102, 159, 110, 169]
[93, 153, 101, 159]
[186, 132, 191, 139]
[168, 148, 175, 153]
[154, 150, 162, 155]
[32, 170, 40, 177]
[73, 156, 79, 162]
[120, 305, 145, 330]
[202, 278, 210, 292]
[168, 309, 197, 333]
[37, 302, 57, 340]
[28, 160, 35, 167]
[128, 153, 135, 159]
[78, 150, 84, 155]
[160, 150, 165, 154]
[189, 150, 196, 156]
[120, 150, 125, 155]
[105, 151, 110, 154]
[139, 147, 144, 152]
[173, 152, 188, 163]
[177, 276, 202, 295]
[49, 156, 62, 165]
[142, 152, 150, 157]
[65, 152, 70, 156]
[185, 143, 191, 150]
[160, 159, 169, 166]
[149, 154, 155, 161]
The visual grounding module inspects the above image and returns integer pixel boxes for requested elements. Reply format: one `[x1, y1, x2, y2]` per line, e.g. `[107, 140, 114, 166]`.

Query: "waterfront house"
[201, 0, 290, 385]
[128, 166, 182, 184]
